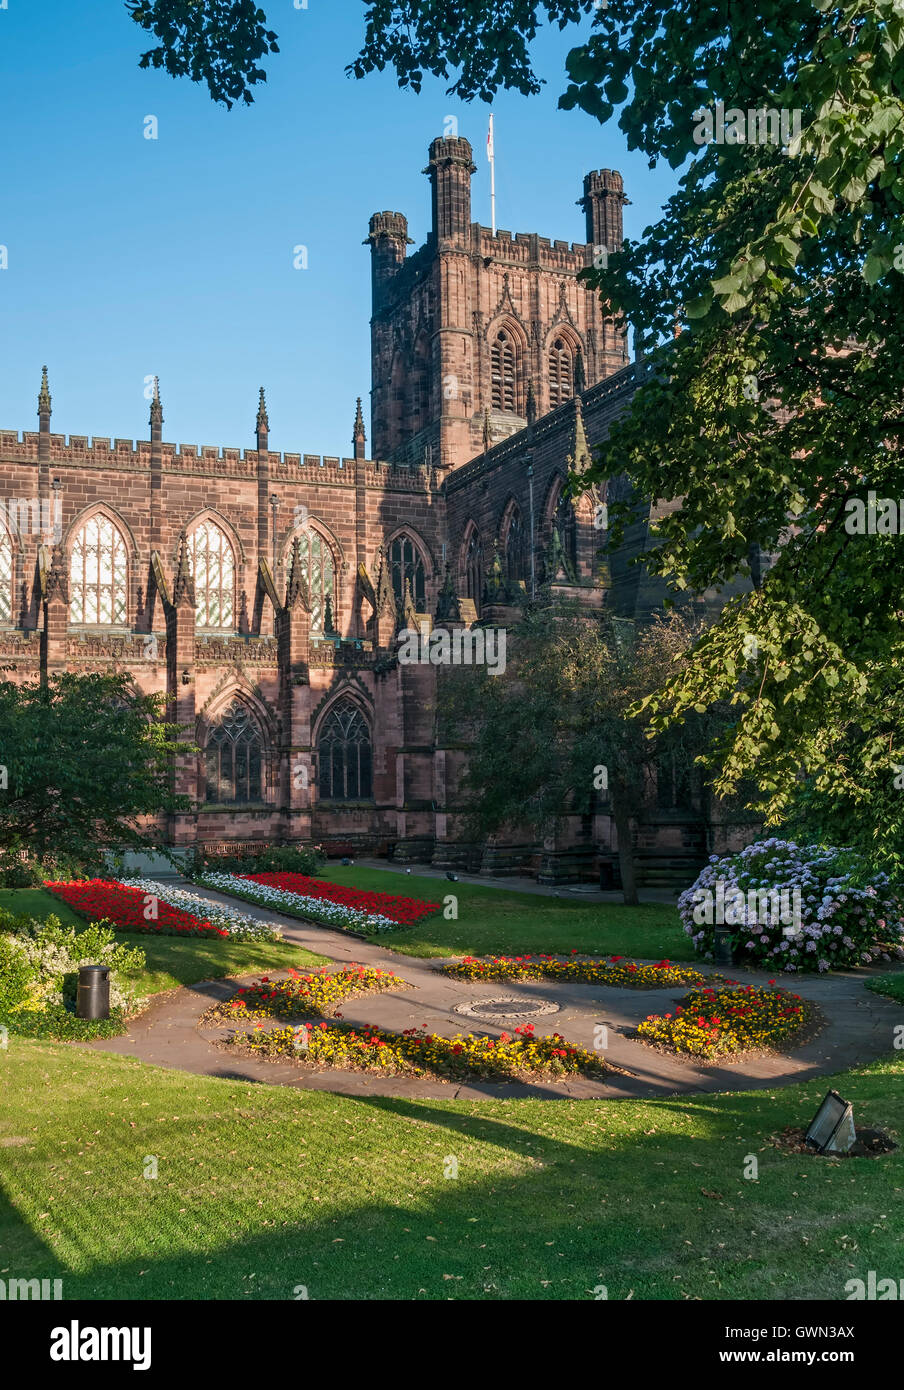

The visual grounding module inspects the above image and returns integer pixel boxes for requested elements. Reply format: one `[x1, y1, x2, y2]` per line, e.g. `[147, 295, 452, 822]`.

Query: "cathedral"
[0, 134, 740, 884]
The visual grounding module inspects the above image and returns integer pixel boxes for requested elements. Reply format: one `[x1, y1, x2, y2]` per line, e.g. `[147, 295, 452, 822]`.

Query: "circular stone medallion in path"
[453, 996, 561, 1022]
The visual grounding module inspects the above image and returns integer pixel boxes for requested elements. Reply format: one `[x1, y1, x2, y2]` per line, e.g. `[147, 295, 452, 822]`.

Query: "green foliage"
[4, 1002, 128, 1041]
[0, 912, 146, 1034]
[192, 843, 325, 877]
[350, 1, 598, 100]
[0, 856, 41, 888]
[438, 602, 722, 906]
[125, 0, 279, 108]
[0, 933, 36, 1013]
[347, 1, 904, 862]
[0, 672, 191, 866]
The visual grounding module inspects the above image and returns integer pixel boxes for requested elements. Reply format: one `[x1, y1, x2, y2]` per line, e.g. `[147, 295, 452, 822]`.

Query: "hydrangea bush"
[680, 838, 904, 973]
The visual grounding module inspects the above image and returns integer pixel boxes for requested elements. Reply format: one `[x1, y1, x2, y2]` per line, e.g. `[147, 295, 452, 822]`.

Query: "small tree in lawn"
[439, 602, 715, 905]
[0, 672, 191, 876]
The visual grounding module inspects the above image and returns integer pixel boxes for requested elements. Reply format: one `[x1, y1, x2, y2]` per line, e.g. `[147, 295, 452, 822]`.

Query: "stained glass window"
[205, 701, 264, 804]
[189, 521, 234, 629]
[69, 516, 128, 625]
[553, 485, 578, 574]
[292, 529, 335, 631]
[464, 527, 482, 608]
[0, 530, 12, 624]
[505, 507, 526, 582]
[390, 535, 425, 610]
[317, 701, 372, 801]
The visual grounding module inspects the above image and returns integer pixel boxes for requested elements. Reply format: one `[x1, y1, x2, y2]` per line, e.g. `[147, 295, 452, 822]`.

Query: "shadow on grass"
[2, 1053, 902, 1302]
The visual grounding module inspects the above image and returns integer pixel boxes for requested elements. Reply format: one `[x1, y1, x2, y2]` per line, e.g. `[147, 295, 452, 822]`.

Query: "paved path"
[86, 878, 904, 1102]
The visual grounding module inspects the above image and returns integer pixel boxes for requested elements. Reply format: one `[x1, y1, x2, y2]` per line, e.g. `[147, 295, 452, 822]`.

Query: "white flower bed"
[119, 877, 282, 941]
[195, 872, 400, 936]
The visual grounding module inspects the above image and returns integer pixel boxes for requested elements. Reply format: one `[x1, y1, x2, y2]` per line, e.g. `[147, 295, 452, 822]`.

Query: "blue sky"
[0, 1, 678, 456]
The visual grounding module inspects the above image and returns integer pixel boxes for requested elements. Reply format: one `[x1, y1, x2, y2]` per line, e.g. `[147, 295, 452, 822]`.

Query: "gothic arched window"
[0, 528, 13, 624]
[291, 528, 335, 631]
[491, 328, 520, 412]
[504, 507, 526, 582]
[188, 521, 235, 629]
[317, 701, 373, 801]
[390, 534, 426, 610]
[549, 338, 574, 408]
[69, 515, 128, 625]
[464, 527, 482, 607]
[204, 701, 264, 804]
[554, 485, 578, 575]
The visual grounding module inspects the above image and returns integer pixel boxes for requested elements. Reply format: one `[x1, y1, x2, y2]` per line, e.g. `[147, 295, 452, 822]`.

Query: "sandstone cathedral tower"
[0, 135, 739, 882]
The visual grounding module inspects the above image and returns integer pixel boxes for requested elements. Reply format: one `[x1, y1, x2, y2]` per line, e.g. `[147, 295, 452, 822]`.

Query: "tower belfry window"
[491, 329, 519, 413]
[549, 338, 574, 408]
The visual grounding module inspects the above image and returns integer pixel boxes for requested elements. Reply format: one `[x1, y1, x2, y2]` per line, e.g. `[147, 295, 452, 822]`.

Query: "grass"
[0, 886, 328, 999]
[2, 1039, 902, 1301]
[0, 887, 86, 929]
[119, 935, 328, 997]
[275, 864, 690, 960]
[867, 973, 904, 1005]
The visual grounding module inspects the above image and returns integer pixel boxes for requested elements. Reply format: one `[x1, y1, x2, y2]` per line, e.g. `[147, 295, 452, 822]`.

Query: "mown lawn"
[306, 864, 689, 960]
[0, 887, 86, 929]
[867, 973, 904, 1005]
[1, 1039, 902, 1301]
[0, 886, 328, 997]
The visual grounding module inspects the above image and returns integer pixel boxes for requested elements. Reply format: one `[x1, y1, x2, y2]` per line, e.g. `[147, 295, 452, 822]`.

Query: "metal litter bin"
[76, 964, 110, 1020]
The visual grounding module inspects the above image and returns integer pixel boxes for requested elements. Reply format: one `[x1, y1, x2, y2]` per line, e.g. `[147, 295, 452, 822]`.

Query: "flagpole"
[488, 113, 496, 236]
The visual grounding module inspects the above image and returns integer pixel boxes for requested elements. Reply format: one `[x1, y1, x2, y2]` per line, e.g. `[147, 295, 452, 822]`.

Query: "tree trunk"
[611, 785, 639, 906]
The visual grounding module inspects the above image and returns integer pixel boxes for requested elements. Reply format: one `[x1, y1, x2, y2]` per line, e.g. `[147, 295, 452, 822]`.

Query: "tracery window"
[69, 515, 128, 625]
[0, 529, 13, 624]
[390, 534, 426, 610]
[553, 485, 578, 575]
[292, 529, 335, 631]
[317, 701, 373, 801]
[504, 507, 526, 582]
[464, 527, 482, 607]
[204, 701, 264, 804]
[188, 521, 235, 629]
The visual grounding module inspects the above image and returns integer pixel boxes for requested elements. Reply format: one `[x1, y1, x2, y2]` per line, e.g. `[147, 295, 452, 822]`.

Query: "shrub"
[0, 934, 39, 1013]
[0, 913, 146, 1022]
[0, 856, 41, 888]
[193, 844, 325, 877]
[679, 838, 904, 973]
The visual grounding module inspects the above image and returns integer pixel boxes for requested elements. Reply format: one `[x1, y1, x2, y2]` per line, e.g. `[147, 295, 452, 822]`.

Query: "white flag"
[487, 114, 495, 162]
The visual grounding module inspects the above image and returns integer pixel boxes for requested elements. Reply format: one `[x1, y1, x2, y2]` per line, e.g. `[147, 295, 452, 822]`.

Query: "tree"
[350, 2, 904, 864]
[439, 603, 715, 904]
[125, 0, 279, 109]
[0, 673, 191, 872]
[129, 3, 904, 858]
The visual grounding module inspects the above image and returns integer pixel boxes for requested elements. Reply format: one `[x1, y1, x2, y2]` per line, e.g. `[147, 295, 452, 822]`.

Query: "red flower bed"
[241, 873, 440, 925]
[44, 879, 228, 938]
